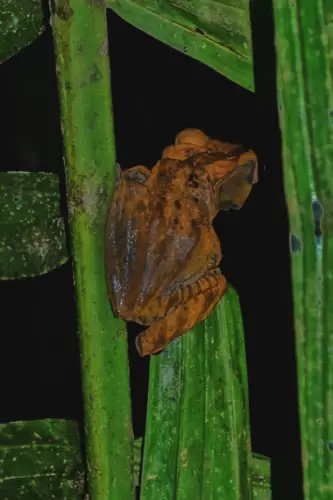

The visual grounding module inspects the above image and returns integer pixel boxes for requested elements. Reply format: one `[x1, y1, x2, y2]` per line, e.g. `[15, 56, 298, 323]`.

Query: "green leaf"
[252, 453, 271, 500]
[0, 419, 85, 499]
[273, 0, 333, 498]
[134, 437, 143, 487]
[0, 172, 68, 280]
[136, 441, 271, 497]
[141, 286, 265, 499]
[108, 0, 254, 91]
[0, 0, 45, 63]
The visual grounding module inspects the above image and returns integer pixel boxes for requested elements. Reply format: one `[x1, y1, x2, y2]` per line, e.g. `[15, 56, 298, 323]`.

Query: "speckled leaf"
[0, 172, 68, 280]
[0, 419, 85, 499]
[108, 0, 254, 91]
[141, 286, 271, 499]
[136, 440, 270, 496]
[0, 0, 45, 63]
[252, 454, 271, 500]
[134, 437, 143, 487]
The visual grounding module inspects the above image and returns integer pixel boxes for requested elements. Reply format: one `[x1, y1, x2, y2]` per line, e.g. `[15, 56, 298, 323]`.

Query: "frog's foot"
[135, 271, 227, 357]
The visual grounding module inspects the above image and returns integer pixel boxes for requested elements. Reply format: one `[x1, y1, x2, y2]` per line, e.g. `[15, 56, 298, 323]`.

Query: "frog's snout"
[247, 158, 259, 185]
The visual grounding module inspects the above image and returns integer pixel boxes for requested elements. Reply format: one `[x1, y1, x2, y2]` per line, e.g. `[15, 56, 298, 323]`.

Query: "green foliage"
[1, 1, 272, 498]
[108, 0, 254, 91]
[0, 0, 45, 63]
[252, 454, 271, 500]
[273, 0, 333, 498]
[0, 419, 84, 499]
[133, 437, 143, 487]
[140, 287, 270, 499]
[0, 172, 68, 280]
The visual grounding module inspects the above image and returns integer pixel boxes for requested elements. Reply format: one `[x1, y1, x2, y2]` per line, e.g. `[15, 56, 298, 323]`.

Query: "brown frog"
[105, 129, 258, 357]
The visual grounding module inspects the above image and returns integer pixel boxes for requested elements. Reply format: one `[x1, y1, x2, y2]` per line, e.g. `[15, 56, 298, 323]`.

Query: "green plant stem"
[50, 2, 133, 498]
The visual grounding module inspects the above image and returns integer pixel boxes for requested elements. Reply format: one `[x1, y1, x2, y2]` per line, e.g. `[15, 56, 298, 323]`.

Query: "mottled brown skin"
[105, 129, 258, 356]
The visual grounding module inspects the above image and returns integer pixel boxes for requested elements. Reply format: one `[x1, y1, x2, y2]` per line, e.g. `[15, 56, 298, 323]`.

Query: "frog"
[105, 129, 258, 357]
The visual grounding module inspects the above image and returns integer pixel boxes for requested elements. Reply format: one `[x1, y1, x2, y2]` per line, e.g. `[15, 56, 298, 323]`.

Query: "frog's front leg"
[135, 270, 227, 356]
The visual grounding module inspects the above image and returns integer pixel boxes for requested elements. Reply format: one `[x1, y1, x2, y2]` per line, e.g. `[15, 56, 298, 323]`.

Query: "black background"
[0, 4, 303, 499]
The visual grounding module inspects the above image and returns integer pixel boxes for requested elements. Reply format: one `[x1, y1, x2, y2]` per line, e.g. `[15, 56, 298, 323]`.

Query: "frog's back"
[105, 159, 217, 321]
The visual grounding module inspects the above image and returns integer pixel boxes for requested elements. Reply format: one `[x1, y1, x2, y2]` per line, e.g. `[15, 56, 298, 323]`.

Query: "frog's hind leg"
[135, 270, 227, 357]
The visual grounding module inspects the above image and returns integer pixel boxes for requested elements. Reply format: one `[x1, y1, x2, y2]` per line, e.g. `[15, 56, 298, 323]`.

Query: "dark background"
[0, 5, 303, 499]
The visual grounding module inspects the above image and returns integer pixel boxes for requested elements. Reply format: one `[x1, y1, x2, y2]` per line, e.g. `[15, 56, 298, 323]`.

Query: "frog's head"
[207, 149, 258, 214]
[187, 145, 258, 217]
[165, 129, 258, 216]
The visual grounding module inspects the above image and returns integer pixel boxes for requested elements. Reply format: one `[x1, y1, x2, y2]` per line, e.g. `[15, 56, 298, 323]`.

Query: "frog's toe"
[135, 331, 165, 357]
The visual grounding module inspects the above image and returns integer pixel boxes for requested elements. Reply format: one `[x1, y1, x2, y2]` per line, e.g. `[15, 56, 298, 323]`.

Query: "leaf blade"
[141, 286, 259, 499]
[108, 0, 254, 91]
[0, 419, 84, 499]
[0, 172, 68, 280]
[0, 0, 45, 63]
